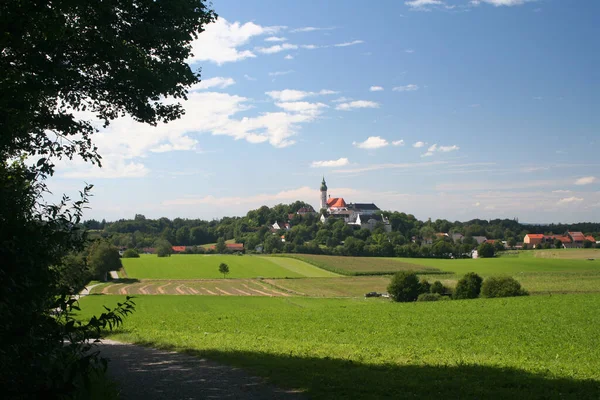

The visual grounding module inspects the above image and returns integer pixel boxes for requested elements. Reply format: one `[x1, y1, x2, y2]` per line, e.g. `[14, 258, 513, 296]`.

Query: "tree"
[87, 241, 122, 281]
[481, 276, 528, 298]
[123, 248, 140, 258]
[156, 239, 173, 257]
[583, 240, 593, 249]
[219, 263, 230, 278]
[477, 242, 495, 258]
[1, 1, 215, 396]
[387, 271, 422, 302]
[215, 237, 227, 253]
[507, 237, 517, 248]
[554, 239, 563, 249]
[454, 272, 483, 300]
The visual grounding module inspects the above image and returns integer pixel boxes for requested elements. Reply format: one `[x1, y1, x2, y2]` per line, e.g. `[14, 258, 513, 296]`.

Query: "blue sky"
[52, 0, 599, 223]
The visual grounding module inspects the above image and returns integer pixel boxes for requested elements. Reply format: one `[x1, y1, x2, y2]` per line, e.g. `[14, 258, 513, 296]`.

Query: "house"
[142, 247, 155, 254]
[172, 246, 186, 253]
[566, 231, 586, 248]
[347, 203, 380, 215]
[451, 233, 464, 242]
[473, 236, 488, 245]
[524, 234, 544, 247]
[208, 243, 244, 252]
[585, 235, 596, 243]
[297, 206, 316, 215]
[271, 221, 290, 231]
[348, 213, 392, 232]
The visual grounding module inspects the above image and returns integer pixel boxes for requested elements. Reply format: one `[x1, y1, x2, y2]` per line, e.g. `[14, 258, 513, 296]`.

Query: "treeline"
[84, 201, 600, 258]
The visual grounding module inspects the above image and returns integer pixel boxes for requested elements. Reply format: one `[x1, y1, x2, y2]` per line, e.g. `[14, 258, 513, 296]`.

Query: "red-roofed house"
[567, 232, 586, 248]
[585, 235, 596, 243]
[524, 234, 544, 247]
[326, 197, 347, 210]
[208, 243, 244, 252]
[172, 246, 186, 253]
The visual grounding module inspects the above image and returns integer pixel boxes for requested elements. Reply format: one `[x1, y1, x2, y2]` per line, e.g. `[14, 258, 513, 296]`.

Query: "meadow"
[287, 252, 600, 276]
[121, 254, 337, 279]
[79, 294, 600, 399]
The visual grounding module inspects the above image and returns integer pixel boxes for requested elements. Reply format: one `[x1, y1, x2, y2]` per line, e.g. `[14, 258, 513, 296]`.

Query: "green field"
[79, 294, 600, 399]
[122, 254, 336, 279]
[287, 252, 600, 276]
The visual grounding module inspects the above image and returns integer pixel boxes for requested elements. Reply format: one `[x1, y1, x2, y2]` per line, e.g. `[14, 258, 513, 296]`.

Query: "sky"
[50, 0, 600, 224]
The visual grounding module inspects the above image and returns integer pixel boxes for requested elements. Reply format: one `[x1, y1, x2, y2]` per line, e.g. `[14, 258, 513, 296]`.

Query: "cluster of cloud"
[310, 158, 350, 168]
[405, 0, 534, 12]
[421, 143, 460, 157]
[188, 18, 364, 64]
[351, 136, 407, 150]
[575, 176, 596, 185]
[335, 100, 379, 111]
[368, 84, 419, 92]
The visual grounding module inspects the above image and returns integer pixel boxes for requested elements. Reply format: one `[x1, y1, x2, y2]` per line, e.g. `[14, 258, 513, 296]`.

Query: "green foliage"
[583, 240, 593, 249]
[481, 276, 529, 298]
[156, 239, 173, 257]
[454, 272, 483, 299]
[387, 271, 421, 302]
[417, 293, 445, 301]
[216, 237, 227, 253]
[430, 280, 447, 295]
[87, 241, 122, 281]
[478, 242, 495, 258]
[418, 279, 431, 294]
[122, 248, 140, 258]
[218, 262, 230, 278]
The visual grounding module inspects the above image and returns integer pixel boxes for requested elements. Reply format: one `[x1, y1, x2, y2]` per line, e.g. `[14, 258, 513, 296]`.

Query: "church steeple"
[320, 177, 328, 210]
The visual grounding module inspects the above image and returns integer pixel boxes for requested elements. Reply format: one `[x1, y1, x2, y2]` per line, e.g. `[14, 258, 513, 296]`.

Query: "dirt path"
[97, 340, 305, 400]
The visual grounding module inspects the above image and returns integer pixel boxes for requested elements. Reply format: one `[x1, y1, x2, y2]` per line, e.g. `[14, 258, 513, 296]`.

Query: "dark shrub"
[122, 248, 140, 258]
[430, 280, 447, 295]
[477, 242, 495, 258]
[419, 279, 431, 294]
[417, 293, 444, 302]
[387, 271, 421, 302]
[481, 276, 529, 298]
[454, 272, 483, 299]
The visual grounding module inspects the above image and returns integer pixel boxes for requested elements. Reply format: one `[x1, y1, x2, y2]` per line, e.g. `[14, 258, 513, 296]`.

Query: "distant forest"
[84, 201, 600, 258]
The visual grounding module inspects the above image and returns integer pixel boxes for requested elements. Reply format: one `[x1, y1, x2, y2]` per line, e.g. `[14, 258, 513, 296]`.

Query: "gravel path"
[97, 340, 306, 399]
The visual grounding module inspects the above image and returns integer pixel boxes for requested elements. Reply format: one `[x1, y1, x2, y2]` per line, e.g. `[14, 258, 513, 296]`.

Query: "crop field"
[79, 294, 600, 399]
[281, 254, 441, 275]
[122, 254, 336, 279]
[533, 248, 600, 260]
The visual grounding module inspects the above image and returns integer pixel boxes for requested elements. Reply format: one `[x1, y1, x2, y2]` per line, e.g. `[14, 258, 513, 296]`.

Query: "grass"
[121, 254, 332, 279]
[532, 248, 600, 260]
[278, 254, 441, 275]
[79, 294, 600, 399]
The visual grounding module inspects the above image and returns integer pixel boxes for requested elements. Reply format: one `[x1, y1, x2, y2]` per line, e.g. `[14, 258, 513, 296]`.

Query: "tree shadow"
[109, 278, 140, 284]
[117, 340, 599, 400]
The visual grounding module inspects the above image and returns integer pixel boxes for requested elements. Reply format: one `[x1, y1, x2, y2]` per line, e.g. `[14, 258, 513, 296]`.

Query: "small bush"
[419, 279, 431, 294]
[454, 272, 483, 300]
[387, 271, 421, 302]
[122, 248, 140, 258]
[417, 293, 444, 302]
[430, 280, 447, 295]
[481, 276, 529, 298]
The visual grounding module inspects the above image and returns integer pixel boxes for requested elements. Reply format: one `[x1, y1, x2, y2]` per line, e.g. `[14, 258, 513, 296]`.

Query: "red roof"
[172, 246, 186, 252]
[568, 232, 586, 242]
[226, 243, 244, 250]
[526, 234, 544, 239]
[585, 235, 596, 242]
[327, 197, 347, 208]
[556, 236, 572, 243]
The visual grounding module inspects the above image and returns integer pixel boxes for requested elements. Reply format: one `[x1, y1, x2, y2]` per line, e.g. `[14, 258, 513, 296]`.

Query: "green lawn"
[80, 294, 600, 399]
[122, 254, 332, 279]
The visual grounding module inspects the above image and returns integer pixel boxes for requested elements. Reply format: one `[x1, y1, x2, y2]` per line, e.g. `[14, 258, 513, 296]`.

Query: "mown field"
[122, 254, 338, 279]
[79, 294, 600, 399]
[287, 252, 600, 276]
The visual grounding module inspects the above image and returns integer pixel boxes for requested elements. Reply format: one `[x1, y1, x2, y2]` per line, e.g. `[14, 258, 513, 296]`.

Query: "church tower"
[320, 177, 328, 210]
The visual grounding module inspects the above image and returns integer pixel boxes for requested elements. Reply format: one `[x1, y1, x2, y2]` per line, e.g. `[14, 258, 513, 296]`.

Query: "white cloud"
[552, 190, 572, 193]
[438, 145, 460, 152]
[370, 86, 384, 92]
[393, 84, 419, 92]
[266, 89, 338, 102]
[265, 36, 287, 42]
[427, 144, 438, 152]
[244, 74, 256, 81]
[257, 43, 299, 54]
[269, 70, 294, 77]
[557, 197, 584, 205]
[392, 140, 405, 146]
[188, 18, 282, 65]
[421, 151, 434, 157]
[291, 27, 335, 33]
[471, 0, 532, 6]
[284, 54, 294, 60]
[300, 44, 321, 50]
[422, 143, 459, 157]
[335, 100, 379, 111]
[405, 49, 415, 53]
[575, 176, 596, 185]
[334, 40, 364, 47]
[331, 96, 352, 103]
[275, 101, 328, 115]
[190, 77, 235, 90]
[405, 0, 444, 10]
[353, 136, 389, 149]
[413, 141, 426, 148]
[311, 158, 350, 168]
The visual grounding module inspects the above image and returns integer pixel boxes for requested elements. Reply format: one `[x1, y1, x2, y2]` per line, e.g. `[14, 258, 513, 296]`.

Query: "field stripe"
[200, 287, 217, 295]
[139, 284, 152, 294]
[104, 284, 121, 294]
[175, 285, 187, 295]
[242, 284, 273, 297]
[254, 281, 289, 297]
[214, 287, 233, 295]
[157, 283, 172, 294]
[187, 286, 199, 294]
[232, 288, 252, 296]
[264, 280, 306, 296]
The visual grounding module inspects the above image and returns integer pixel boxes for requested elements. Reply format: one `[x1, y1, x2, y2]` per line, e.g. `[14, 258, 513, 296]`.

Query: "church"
[319, 177, 391, 232]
